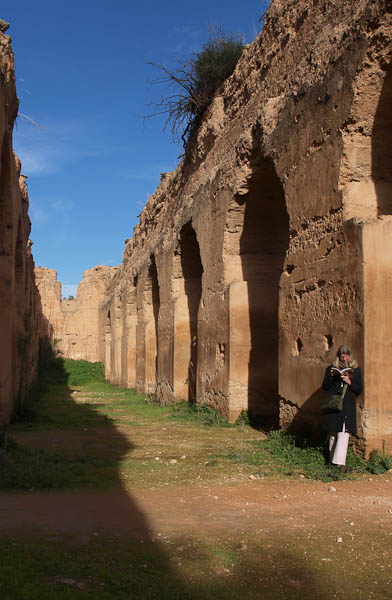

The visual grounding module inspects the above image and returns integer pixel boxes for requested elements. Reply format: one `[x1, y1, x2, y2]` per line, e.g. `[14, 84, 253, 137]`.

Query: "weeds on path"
[1, 359, 391, 490]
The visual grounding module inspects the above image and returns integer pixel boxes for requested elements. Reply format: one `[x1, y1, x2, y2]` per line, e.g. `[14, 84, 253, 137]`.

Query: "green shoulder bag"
[320, 383, 347, 413]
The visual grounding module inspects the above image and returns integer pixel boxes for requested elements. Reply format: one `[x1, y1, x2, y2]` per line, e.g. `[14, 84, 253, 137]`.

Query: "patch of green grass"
[257, 431, 392, 481]
[206, 541, 238, 568]
[169, 401, 233, 427]
[366, 449, 392, 474]
[218, 447, 266, 468]
[1, 529, 391, 600]
[63, 359, 105, 386]
[234, 410, 251, 426]
[0, 535, 189, 600]
[261, 430, 330, 479]
[216, 432, 391, 482]
[10, 385, 114, 431]
[0, 445, 120, 490]
[38, 356, 105, 388]
[12, 357, 106, 423]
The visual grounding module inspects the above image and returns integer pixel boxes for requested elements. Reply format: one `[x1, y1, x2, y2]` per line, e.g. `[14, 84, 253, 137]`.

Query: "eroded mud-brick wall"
[97, 0, 391, 455]
[36, 266, 117, 363]
[0, 23, 42, 424]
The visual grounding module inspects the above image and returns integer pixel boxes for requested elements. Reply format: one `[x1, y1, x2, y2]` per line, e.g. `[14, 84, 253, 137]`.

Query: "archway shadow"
[372, 63, 392, 216]
[239, 157, 289, 429]
[180, 222, 203, 404]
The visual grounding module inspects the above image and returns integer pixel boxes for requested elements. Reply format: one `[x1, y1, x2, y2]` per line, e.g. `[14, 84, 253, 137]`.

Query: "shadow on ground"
[0, 359, 388, 598]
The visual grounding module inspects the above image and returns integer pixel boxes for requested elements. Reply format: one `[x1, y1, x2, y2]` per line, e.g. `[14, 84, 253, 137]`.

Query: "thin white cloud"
[13, 116, 112, 178]
[28, 196, 75, 232]
[51, 198, 75, 213]
[17, 146, 57, 176]
[28, 199, 50, 226]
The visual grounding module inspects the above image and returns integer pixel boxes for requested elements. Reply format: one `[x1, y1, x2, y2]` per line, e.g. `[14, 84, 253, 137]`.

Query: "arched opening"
[234, 157, 289, 426]
[372, 65, 392, 215]
[173, 223, 203, 402]
[144, 256, 160, 395]
[124, 276, 137, 388]
[104, 309, 112, 380]
[110, 289, 123, 385]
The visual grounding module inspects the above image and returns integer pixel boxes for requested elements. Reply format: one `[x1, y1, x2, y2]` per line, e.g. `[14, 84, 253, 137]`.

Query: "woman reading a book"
[321, 345, 363, 470]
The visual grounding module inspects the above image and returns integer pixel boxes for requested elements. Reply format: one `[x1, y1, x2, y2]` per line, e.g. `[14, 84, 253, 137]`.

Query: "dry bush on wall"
[145, 27, 244, 149]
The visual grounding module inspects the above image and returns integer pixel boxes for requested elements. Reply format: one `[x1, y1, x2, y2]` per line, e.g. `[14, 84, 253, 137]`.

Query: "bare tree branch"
[142, 29, 244, 149]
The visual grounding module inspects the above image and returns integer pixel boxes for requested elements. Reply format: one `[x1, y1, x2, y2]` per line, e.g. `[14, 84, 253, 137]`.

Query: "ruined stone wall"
[0, 23, 42, 424]
[36, 266, 116, 363]
[98, 0, 391, 455]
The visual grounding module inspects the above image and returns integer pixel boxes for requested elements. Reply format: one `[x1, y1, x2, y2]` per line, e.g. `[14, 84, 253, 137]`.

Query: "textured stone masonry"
[0, 26, 41, 423]
[39, 0, 392, 456]
[35, 266, 117, 363]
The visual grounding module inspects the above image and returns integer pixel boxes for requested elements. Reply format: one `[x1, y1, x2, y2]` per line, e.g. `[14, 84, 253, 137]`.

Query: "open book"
[331, 366, 353, 376]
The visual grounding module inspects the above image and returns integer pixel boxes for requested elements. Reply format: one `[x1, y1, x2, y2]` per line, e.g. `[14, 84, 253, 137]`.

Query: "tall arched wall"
[98, 0, 391, 454]
[0, 27, 41, 423]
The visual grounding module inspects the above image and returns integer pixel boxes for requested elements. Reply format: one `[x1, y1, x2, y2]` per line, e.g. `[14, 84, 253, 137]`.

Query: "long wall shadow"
[0, 355, 191, 598]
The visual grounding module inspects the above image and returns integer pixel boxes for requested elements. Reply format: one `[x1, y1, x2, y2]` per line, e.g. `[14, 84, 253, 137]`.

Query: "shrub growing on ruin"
[146, 28, 244, 149]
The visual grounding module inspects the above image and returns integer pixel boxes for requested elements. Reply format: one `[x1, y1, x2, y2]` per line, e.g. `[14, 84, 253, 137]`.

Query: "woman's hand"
[341, 373, 351, 385]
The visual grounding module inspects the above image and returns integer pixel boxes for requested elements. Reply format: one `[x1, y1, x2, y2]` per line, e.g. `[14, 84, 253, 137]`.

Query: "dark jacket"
[321, 366, 363, 434]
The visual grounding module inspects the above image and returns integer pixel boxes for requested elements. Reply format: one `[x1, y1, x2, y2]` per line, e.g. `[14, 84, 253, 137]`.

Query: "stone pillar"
[173, 292, 191, 400]
[362, 216, 392, 454]
[227, 281, 250, 422]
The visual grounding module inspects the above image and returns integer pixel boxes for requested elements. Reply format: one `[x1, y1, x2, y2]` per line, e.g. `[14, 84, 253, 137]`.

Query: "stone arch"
[143, 256, 160, 395]
[339, 53, 392, 222]
[225, 157, 289, 425]
[172, 222, 203, 402]
[372, 64, 392, 216]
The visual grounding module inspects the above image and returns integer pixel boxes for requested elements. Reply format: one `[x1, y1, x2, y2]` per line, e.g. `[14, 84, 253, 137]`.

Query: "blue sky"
[2, 1, 269, 298]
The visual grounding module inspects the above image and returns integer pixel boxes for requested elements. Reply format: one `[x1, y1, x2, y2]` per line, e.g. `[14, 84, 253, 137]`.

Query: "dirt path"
[3, 380, 391, 598]
[1, 477, 391, 540]
[1, 477, 391, 599]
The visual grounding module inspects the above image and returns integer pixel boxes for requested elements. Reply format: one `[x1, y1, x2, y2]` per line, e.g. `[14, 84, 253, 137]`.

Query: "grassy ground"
[1, 524, 391, 599]
[1, 379, 266, 491]
[1, 359, 390, 491]
[1, 359, 391, 599]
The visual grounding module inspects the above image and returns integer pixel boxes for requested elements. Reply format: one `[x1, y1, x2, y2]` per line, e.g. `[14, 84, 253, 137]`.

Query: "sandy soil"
[0, 476, 391, 541]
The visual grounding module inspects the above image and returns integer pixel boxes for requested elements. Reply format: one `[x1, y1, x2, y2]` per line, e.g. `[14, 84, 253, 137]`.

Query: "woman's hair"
[333, 344, 358, 368]
[337, 345, 352, 357]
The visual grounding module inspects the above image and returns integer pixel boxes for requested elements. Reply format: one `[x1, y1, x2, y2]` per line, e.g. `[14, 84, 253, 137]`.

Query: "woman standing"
[321, 345, 363, 469]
